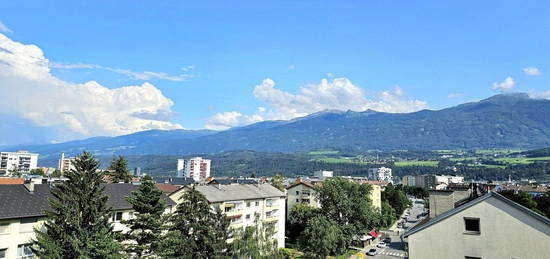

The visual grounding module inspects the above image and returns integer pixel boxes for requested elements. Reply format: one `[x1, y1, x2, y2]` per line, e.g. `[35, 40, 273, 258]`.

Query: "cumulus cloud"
[0, 33, 182, 137]
[492, 76, 515, 92]
[205, 111, 264, 130]
[0, 21, 12, 33]
[528, 91, 550, 99]
[50, 62, 194, 82]
[206, 78, 428, 130]
[523, 67, 541, 76]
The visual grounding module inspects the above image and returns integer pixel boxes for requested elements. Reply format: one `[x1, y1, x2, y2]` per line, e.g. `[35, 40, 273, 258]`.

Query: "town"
[1, 150, 549, 258]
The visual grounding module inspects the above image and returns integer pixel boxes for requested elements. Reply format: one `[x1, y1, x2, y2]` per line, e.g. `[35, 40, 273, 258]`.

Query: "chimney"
[25, 182, 35, 193]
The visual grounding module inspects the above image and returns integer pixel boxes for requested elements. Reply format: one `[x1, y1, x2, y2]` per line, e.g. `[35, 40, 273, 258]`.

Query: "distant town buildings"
[0, 151, 38, 176]
[404, 192, 550, 259]
[313, 170, 333, 180]
[176, 157, 211, 181]
[368, 167, 393, 183]
[403, 174, 464, 190]
[58, 152, 76, 173]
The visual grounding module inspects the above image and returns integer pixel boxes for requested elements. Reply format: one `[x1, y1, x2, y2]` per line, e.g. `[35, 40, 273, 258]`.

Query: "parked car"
[367, 249, 377, 256]
[383, 237, 391, 243]
[377, 242, 387, 248]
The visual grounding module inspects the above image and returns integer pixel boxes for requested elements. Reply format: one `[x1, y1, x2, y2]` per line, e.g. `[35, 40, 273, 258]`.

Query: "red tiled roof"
[155, 183, 181, 194]
[369, 230, 380, 238]
[0, 178, 24, 185]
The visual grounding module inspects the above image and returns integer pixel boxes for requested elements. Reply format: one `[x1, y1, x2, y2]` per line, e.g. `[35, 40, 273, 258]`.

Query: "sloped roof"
[403, 191, 550, 238]
[207, 178, 258, 185]
[154, 177, 195, 186]
[193, 184, 285, 203]
[156, 183, 182, 194]
[0, 183, 176, 220]
[0, 178, 25, 185]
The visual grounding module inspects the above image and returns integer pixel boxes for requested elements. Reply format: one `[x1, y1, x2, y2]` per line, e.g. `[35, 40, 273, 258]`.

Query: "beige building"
[169, 184, 286, 248]
[404, 192, 550, 259]
[286, 179, 383, 217]
[58, 152, 76, 173]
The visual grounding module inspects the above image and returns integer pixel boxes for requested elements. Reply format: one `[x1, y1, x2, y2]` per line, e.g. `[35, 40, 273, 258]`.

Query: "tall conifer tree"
[107, 155, 132, 183]
[33, 151, 122, 258]
[123, 175, 166, 257]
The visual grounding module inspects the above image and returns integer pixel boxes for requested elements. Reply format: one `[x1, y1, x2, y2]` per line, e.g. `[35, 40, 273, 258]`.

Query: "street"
[359, 198, 426, 259]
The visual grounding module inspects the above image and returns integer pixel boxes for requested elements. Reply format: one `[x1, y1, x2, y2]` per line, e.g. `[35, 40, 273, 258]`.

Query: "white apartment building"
[177, 157, 211, 181]
[404, 192, 550, 259]
[368, 167, 393, 184]
[435, 175, 465, 185]
[313, 170, 333, 180]
[0, 151, 38, 176]
[0, 183, 175, 259]
[58, 152, 76, 173]
[169, 184, 286, 248]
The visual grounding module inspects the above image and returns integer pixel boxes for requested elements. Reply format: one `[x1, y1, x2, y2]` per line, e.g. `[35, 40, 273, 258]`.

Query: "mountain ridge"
[6, 93, 550, 159]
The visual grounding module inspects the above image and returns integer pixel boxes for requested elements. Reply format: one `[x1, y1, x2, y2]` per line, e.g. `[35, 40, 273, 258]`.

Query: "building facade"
[58, 152, 76, 173]
[177, 157, 211, 181]
[368, 167, 393, 183]
[169, 184, 286, 248]
[0, 151, 38, 176]
[405, 192, 550, 259]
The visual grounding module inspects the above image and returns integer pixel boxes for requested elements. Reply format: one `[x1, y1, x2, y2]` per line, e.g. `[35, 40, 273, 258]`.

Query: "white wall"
[408, 196, 550, 259]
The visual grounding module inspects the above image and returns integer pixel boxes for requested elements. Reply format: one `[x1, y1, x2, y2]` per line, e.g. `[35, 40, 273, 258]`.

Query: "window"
[0, 249, 6, 259]
[296, 191, 299, 195]
[129, 212, 134, 219]
[465, 257, 481, 259]
[464, 218, 480, 234]
[246, 214, 251, 220]
[20, 218, 37, 233]
[296, 199, 299, 202]
[112, 212, 123, 222]
[255, 201, 259, 207]
[246, 202, 251, 207]
[0, 223, 9, 234]
[17, 244, 33, 258]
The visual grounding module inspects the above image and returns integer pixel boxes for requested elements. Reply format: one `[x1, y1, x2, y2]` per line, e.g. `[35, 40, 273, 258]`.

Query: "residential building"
[404, 192, 550, 259]
[435, 175, 465, 185]
[0, 151, 38, 176]
[286, 181, 321, 217]
[169, 184, 286, 248]
[368, 167, 393, 183]
[57, 152, 75, 173]
[286, 178, 383, 216]
[402, 175, 438, 190]
[313, 170, 333, 180]
[176, 157, 211, 181]
[0, 183, 175, 259]
[498, 184, 550, 197]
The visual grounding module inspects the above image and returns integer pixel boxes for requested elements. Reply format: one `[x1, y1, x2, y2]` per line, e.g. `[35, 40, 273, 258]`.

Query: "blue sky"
[1, 1, 549, 145]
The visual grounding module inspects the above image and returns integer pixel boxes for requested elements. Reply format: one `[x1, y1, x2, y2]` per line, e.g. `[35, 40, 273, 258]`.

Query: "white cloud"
[0, 33, 183, 137]
[528, 90, 550, 99]
[206, 78, 428, 129]
[447, 93, 464, 98]
[523, 67, 541, 76]
[288, 64, 295, 70]
[492, 76, 515, 92]
[50, 62, 194, 82]
[205, 111, 264, 130]
[0, 21, 12, 33]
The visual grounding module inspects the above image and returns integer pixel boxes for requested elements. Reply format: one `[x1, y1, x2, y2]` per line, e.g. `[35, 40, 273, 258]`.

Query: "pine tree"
[123, 175, 166, 258]
[160, 185, 230, 258]
[33, 151, 123, 259]
[108, 155, 132, 183]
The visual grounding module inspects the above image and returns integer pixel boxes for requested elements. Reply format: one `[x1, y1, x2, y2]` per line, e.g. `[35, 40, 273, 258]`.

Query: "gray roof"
[0, 183, 176, 220]
[207, 178, 258, 185]
[403, 191, 550, 238]
[0, 184, 52, 220]
[193, 184, 285, 203]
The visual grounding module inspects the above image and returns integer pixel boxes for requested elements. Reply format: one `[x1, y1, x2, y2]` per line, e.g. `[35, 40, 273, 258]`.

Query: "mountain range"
[7, 93, 550, 161]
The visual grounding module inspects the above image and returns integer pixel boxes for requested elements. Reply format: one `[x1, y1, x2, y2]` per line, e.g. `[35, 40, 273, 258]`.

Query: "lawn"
[308, 150, 340, 155]
[394, 161, 438, 167]
[315, 157, 371, 164]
